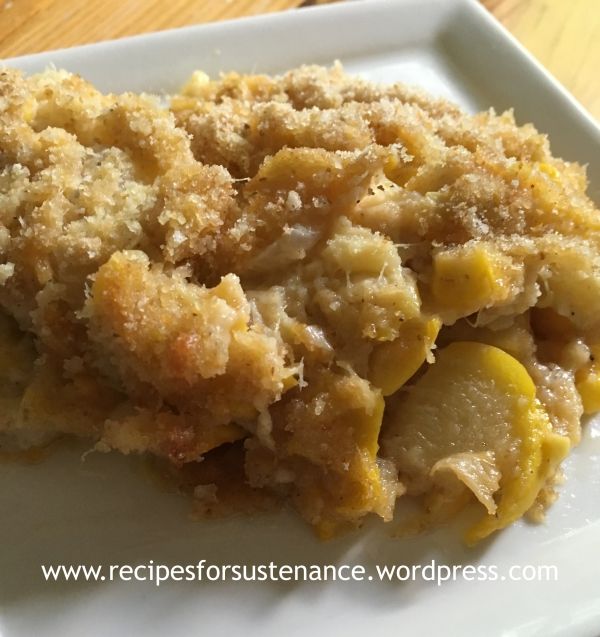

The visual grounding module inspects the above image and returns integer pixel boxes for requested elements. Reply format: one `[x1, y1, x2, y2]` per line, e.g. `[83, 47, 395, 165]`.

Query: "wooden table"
[0, 0, 598, 120]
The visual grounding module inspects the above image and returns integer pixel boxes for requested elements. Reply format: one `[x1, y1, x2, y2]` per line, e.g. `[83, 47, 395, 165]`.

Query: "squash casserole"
[0, 63, 598, 543]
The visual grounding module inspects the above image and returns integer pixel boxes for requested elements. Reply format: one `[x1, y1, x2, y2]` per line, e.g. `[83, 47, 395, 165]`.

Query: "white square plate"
[1, 1, 599, 635]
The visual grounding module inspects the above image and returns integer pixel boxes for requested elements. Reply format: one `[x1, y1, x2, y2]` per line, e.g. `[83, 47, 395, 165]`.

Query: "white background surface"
[1, 1, 599, 635]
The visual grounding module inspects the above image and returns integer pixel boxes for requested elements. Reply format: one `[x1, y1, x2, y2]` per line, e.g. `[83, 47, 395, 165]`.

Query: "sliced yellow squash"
[368, 317, 440, 395]
[431, 243, 521, 319]
[383, 341, 570, 544]
[575, 344, 600, 414]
